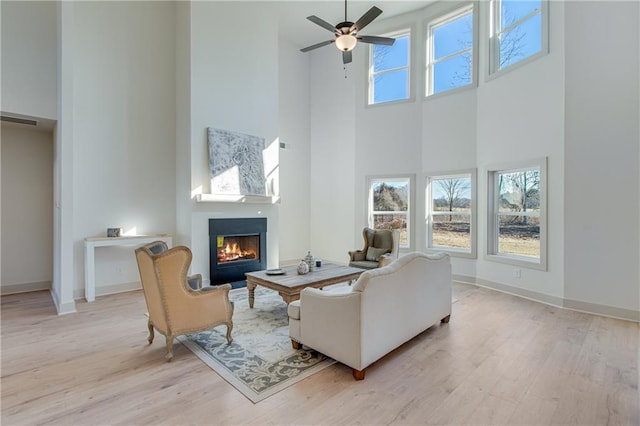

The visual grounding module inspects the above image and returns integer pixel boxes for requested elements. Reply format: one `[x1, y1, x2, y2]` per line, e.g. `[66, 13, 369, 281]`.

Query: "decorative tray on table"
[265, 268, 286, 275]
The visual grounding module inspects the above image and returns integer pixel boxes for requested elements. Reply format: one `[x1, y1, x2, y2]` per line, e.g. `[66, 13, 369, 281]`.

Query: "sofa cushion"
[288, 300, 301, 320]
[349, 260, 379, 269]
[366, 247, 389, 261]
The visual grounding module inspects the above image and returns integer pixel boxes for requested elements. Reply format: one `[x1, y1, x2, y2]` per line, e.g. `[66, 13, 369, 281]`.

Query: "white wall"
[187, 1, 280, 278]
[1, 0, 57, 120]
[564, 1, 639, 315]
[3, 0, 637, 320]
[475, 0, 565, 299]
[71, 1, 177, 297]
[278, 36, 312, 264]
[306, 1, 638, 320]
[175, 0, 192, 249]
[53, 1, 76, 313]
[309, 46, 357, 264]
[1, 125, 53, 292]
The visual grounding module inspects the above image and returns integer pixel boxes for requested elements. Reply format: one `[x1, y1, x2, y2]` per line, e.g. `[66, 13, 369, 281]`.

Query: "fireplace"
[209, 218, 266, 286]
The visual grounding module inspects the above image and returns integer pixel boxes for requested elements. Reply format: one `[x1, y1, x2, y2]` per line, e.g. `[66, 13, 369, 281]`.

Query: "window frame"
[367, 29, 412, 106]
[486, 158, 547, 270]
[425, 169, 477, 259]
[425, 3, 477, 99]
[488, 0, 549, 78]
[366, 175, 414, 249]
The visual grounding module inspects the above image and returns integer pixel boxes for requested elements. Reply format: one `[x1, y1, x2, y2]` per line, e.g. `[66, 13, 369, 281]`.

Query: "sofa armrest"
[348, 250, 366, 262]
[298, 287, 363, 371]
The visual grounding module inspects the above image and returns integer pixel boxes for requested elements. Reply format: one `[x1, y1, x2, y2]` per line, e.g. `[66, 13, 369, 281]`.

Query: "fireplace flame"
[217, 241, 257, 263]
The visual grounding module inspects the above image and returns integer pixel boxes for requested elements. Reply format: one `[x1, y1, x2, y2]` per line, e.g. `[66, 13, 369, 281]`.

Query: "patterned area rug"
[178, 287, 335, 403]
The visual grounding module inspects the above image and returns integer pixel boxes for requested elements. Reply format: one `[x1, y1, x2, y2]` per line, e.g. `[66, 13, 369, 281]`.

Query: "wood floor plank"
[1, 284, 638, 425]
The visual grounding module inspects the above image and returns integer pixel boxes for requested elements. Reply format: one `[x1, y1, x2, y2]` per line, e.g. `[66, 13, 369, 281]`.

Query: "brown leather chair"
[135, 241, 234, 361]
[348, 227, 400, 269]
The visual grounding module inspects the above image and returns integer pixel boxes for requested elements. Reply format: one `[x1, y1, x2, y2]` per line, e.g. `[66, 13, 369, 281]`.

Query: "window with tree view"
[488, 160, 546, 269]
[368, 177, 410, 247]
[490, 0, 547, 74]
[369, 31, 410, 105]
[427, 172, 475, 257]
[427, 5, 474, 96]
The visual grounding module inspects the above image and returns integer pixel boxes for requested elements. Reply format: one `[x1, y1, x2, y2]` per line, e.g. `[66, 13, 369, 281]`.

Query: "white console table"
[84, 234, 172, 302]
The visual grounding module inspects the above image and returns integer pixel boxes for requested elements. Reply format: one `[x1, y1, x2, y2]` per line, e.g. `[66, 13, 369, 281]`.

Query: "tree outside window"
[490, 0, 547, 74]
[487, 159, 547, 270]
[369, 31, 410, 105]
[427, 171, 475, 258]
[368, 178, 410, 247]
[497, 169, 540, 257]
[426, 5, 474, 96]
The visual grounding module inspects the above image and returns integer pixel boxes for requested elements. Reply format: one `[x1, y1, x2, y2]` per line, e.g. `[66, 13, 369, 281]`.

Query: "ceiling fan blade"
[354, 6, 382, 32]
[307, 15, 337, 33]
[357, 35, 395, 46]
[342, 50, 352, 64]
[300, 40, 334, 53]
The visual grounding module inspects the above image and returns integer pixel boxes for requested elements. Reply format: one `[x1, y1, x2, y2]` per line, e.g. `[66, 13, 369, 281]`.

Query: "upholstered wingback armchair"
[144, 241, 203, 291]
[348, 227, 400, 269]
[135, 241, 234, 361]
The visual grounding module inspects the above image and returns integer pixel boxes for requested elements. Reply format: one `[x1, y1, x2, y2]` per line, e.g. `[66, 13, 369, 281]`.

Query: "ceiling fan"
[300, 0, 395, 64]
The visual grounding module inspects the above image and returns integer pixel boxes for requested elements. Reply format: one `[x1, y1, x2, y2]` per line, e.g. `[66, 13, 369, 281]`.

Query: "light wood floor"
[2, 283, 638, 425]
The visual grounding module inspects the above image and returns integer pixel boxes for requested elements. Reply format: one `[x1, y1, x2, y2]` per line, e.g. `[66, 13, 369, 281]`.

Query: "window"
[368, 30, 410, 105]
[489, 0, 548, 74]
[426, 5, 475, 97]
[426, 171, 476, 258]
[487, 159, 547, 269]
[367, 176, 411, 247]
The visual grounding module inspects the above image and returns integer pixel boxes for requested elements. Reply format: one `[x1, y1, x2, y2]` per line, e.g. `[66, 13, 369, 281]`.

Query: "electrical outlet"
[514, 269, 521, 278]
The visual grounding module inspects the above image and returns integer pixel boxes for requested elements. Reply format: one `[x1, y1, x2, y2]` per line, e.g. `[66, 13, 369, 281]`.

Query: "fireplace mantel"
[196, 194, 280, 204]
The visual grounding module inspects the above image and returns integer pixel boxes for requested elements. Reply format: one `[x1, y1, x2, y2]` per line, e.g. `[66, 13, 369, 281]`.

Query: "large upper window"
[368, 30, 410, 105]
[487, 159, 547, 269]
[367, 176, 411, 247]
[426, 5, 475, 97]
[426, 171, 476, 258]
[489, 0, 548, 74]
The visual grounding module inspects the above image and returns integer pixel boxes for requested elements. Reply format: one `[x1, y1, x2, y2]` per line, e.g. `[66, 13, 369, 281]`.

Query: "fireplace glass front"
[217, 235, 259, 263]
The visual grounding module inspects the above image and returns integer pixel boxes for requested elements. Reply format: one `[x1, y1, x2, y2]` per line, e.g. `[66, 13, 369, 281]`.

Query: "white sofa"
[288, 251, 451, 380]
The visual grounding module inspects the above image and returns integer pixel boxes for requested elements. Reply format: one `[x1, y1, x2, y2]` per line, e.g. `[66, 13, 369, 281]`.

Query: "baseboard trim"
[563, 298, 640, 322]
[50, 287, 76, 315]
[279, 259, 303, 267]
[475, 278, 564, 308]
[452, 274, 476, 285]
[74, 281, 141, 301]
[1, 281, 51, 295]
[47, 272, 640, 322]
[455, 275, 639, 323]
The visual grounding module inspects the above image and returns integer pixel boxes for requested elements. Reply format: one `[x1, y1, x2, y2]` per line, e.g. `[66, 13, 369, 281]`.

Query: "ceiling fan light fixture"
[335, 34, 357, 52]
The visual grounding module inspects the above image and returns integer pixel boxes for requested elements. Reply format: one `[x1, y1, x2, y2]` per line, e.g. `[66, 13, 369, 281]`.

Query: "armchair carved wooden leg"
[165, 336, 174, 362]
[147, 320, 155, 344]
[225, 322, 233, 345]
[291, 340, 301, 350]
[441, 314, 451, 323]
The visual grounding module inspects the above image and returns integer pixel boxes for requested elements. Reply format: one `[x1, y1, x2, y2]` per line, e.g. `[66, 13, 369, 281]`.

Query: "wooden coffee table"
[244, 263, 364, 308]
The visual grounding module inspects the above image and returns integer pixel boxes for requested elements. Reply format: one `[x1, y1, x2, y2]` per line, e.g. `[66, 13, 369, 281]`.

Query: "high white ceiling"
[274, 1, 433, 49]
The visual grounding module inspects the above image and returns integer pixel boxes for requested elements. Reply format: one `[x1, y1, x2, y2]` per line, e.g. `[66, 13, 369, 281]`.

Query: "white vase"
[304, 251, 315, 271]
[297, 260, 309, 275]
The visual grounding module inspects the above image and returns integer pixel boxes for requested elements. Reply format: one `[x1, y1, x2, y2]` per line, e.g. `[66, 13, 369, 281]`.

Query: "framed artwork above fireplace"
[207, 127, 266, 196]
